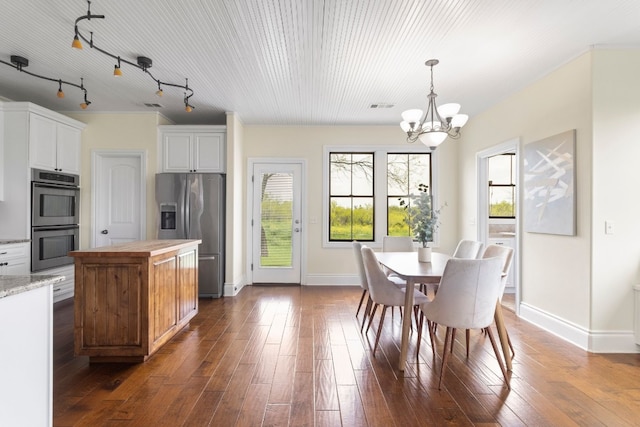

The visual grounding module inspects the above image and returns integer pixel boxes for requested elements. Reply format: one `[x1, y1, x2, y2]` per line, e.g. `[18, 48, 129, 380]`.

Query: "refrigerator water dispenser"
[160, 203, 177, 230]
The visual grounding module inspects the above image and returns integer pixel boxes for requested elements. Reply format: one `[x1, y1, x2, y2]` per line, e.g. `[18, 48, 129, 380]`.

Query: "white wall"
[459, 52, 593, 340]
[225, 112, 246, 294]
[591, 50, 640, 348]
[66, 112, 170, 249]
[460, 49, 640, 352]
[242, 125, 460, 283]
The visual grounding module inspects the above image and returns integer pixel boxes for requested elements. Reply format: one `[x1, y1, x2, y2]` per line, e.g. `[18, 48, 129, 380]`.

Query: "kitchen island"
[71, 239, 201, 363]
[0, 274, 64, 427]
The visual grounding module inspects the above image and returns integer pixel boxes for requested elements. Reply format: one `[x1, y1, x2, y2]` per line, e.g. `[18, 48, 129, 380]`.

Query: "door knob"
[101, 229, 109, 234]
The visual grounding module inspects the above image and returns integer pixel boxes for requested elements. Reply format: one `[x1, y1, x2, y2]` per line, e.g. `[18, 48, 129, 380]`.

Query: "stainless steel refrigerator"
[155, 173, 225, 298]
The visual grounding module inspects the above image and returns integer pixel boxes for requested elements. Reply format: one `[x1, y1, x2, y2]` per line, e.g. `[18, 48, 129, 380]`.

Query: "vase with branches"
[399, 183, 445, 261]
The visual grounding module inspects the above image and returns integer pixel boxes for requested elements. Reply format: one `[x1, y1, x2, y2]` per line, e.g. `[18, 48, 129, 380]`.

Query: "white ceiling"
[1, 0, 639, 126]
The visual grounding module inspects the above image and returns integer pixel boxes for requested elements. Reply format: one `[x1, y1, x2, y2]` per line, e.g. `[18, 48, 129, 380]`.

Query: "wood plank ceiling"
[0, 0, 639, 125]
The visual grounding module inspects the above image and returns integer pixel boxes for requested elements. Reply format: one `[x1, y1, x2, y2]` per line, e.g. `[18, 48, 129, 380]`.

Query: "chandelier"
[400, 59, 468, 149]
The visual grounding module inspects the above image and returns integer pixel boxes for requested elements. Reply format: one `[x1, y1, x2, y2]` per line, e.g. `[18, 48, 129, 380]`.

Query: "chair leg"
[356, 289, 367, 317]
[465, 329, 470, 358]
[507, 329, 515, 360]
[427, 320, 436, 355]
[373, 306, 388, 356]
[366, 303, 379, 334]
[438, 327, 453, 390]
[361, 296, 373, 332]
[485, 327, 510, 389]
[416, 311, 424, 356]
[450, 328, 456, 353]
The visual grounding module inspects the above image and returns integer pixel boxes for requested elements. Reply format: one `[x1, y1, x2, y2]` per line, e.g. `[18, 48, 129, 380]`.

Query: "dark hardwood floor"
[53, 285, 640, 426]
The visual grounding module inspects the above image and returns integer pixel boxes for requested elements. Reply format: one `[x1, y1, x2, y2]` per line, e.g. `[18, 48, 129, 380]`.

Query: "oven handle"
[32, 225, 79, 232]
[33, 182, 80, 191]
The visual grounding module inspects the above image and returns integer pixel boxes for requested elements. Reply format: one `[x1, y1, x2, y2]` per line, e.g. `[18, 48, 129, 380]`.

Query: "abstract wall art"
[523, 130, 576, 235]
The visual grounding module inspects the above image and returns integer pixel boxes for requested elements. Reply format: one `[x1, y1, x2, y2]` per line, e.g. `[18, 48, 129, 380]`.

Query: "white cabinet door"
[160, 128, 226, 173]
[29, 114, 58, 171]
[162, 133, 193, 172]
[193, 133, 225, 172]
[29, 113, 81, 173]
[56, 124, 81, 174]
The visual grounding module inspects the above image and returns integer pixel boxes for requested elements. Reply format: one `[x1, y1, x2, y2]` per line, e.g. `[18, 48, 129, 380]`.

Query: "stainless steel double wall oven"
[31, 168, 80, 272]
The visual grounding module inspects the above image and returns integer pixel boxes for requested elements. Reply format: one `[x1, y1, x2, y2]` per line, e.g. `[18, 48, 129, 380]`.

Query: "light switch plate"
[605, 220, 614, 235]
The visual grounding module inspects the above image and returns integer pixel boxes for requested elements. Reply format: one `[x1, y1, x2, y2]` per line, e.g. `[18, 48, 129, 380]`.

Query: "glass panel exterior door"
[252, 162, 302, 283]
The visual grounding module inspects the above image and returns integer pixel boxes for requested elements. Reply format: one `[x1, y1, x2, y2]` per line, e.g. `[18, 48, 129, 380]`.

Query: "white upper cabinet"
[159, 125, 226, 173]
[29, 113, 81, 174]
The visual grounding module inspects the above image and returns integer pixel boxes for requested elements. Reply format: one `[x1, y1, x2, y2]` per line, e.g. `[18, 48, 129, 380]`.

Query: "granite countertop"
[0, 239, 31, 245]
[0, 275, 64, 299]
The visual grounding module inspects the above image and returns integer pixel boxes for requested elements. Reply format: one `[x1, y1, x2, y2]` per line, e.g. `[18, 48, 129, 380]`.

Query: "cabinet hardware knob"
[101, 229, 109, 234]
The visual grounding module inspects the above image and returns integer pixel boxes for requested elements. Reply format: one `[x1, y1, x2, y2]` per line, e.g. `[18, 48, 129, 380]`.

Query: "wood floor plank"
[236, 383, 271, 426]
[262, 403, 291, 427]
[289, 371, 314, 426]
[51, 285, 640, 427]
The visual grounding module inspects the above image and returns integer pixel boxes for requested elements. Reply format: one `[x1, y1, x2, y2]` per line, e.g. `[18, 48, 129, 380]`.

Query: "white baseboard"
[305, 274, 358, 286]
[223, 274, 247, 297]
[520, 302, 640, 353]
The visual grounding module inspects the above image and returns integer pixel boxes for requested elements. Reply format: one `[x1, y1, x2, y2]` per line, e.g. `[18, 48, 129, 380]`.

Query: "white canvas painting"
[523, 130, 576, 235]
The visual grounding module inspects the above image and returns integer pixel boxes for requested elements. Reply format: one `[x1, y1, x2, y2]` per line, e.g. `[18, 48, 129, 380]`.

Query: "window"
[329, 153, 374, 241]
[488, 153, 516, 218]
[327, 149, 432, 243]
[387, 153, 431, 236]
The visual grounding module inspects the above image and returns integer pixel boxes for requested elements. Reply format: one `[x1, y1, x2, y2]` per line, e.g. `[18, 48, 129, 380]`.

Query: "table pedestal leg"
[398, 279, 415, 371]
[494, 302, 512, 371]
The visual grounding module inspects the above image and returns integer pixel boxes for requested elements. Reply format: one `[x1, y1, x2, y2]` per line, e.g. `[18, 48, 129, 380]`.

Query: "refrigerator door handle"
[184, 178, 190, 237]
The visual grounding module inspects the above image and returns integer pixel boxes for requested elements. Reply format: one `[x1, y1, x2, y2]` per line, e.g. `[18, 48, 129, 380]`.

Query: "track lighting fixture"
[0, 55, 90, 108]
[72, 34, 83, 49]
[57, 80, 65, 98]
[113, 57, 122, 77]
[72, 0, 195, 111]
[79, 78, 91, 109]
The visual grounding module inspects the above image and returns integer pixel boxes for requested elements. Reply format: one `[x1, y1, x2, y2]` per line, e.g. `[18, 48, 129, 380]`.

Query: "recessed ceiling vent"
[144, 103, 163, 108]
[370, 103, 394, 109]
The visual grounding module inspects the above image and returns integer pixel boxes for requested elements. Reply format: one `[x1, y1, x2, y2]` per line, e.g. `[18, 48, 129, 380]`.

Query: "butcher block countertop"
[69, 239, 202, 258]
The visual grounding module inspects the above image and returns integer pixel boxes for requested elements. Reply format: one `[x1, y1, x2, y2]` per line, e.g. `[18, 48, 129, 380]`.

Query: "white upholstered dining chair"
[452, 239, 484, 259]
[361, 246, 430, 356]
[418, 257, 509, 390]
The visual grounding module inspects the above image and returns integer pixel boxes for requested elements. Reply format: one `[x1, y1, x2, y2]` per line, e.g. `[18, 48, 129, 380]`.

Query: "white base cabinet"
[159, 125, 226, 173]
[0, 285, 53, 426]
[0, 242, 29, 275]
[39, 264, 75, 303]
[488, 237, 516, 291]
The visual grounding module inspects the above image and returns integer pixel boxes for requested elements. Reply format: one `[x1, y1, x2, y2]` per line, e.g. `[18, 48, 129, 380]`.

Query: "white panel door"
[251, 162, 302, 284]
[94, 153, 144, 247]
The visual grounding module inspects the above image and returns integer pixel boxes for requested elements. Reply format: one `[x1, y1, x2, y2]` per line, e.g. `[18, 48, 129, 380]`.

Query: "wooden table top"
[69, 239, 202, 258]
[374, 251, 450, 283]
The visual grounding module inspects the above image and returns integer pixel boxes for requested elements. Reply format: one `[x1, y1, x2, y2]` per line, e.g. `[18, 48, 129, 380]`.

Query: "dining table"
[375, 251, 513, 372]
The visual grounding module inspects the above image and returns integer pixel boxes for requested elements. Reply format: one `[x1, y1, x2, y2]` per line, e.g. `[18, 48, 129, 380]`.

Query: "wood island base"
[71, 239, 201, 363]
